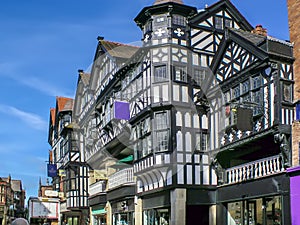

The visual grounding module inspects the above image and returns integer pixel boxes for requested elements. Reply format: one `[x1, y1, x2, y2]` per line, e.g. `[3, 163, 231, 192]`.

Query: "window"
[224, 91, 231, 103]
[194, 69, 206, 85]
[156, 131, 169, 151]
[155, 15, 167, 25]
[144, 21, 152, 33]
[233, 85, 240, 98]
[283, 83, 292, 102]
[195, 133, 201, 151]
[195, 132, 208, 151]
[227, 196, 282, 225]
[133, 118, 152, 159]
[155, 112, 169, 152]
[215, 16, 223, 29]
[174, 66, 187, 82]
[144, 208, 170, 225]
[173, 15, 185, 26]
[242, 80, 250, 94]
[154, 65, 167, 82]
[224, 18, 232, 28]
[252, 76, 261, 89]
[252, 90, 263, 115]
[201, 133, 208, 151]
[156, 112, 168, 130]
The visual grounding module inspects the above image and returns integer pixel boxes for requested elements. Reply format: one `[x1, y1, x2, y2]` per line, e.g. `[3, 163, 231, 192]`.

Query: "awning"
[118, 155, 133, 163]
[92, 208, 106, 215]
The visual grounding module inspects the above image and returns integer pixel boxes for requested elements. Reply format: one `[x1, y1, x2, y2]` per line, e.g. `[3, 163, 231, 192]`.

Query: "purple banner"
[114, 101, 130, 120]
[296, 103, 300, 121]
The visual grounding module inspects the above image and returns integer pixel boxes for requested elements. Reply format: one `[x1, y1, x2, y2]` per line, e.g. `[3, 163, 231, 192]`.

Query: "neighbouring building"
[0, 176, 26, 225]
[286, 1, 300, 225]
[49, 0, 296, 224]
[48, 97, 89, 225]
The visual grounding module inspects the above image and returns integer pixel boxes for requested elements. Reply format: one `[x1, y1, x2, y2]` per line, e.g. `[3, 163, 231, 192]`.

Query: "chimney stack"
[251, 24, 267, 36]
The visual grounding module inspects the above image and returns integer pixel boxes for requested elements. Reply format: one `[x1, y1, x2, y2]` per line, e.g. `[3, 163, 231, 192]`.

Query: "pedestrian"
[11, 218, 29, 225]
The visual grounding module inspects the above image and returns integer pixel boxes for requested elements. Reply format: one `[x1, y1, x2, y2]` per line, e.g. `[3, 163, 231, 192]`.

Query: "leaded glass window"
[155, 112, 169, 152]
[173, 15, 185, 26]
[174, 66, 187, 82]
[154, 65, 167, 82]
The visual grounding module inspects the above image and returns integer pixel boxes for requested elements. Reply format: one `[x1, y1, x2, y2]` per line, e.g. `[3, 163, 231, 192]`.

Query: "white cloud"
[19, 76, 74, 98]
[0, 104, 47, 131]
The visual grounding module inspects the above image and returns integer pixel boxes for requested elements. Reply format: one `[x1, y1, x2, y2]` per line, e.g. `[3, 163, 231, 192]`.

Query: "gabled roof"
[50, 108, 56, 126]
[189, 0, 253, 31]
[100, 40, 139, 59]
[211, 27, 294, 84]
[56, 97, 74, 113]
[79, 71, 91, 86]
[93, 37, 139, 63]
[11, 180, 22, 192]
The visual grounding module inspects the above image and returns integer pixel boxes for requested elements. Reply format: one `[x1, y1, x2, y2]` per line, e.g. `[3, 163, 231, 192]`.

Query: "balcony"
[108, 168, 134, 190]
[134, 152, 172, 173]
[89, 180, 107, 196]
[225, 155, 285, 185]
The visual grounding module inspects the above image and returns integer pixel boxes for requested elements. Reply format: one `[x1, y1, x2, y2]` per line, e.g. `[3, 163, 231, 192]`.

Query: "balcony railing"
[225, 155, 285, 185]
[89, 180, 107, 196]
[108, 168, 134, 190]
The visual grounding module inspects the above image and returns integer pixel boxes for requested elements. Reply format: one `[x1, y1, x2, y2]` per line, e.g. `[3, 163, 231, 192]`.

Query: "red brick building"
[0, 176, 26, 225]
[287, 0, 300, 167]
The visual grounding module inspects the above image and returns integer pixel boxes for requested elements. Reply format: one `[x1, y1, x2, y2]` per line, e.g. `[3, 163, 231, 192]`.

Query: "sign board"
[47, 164, 57, 177]
[114, 101, 130, 120]
[45, 190, 58, 197]
[29, 199, 59, 219]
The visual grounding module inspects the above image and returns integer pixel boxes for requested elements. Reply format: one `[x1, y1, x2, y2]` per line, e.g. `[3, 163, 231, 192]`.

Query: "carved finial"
[153, 0, 183, 5]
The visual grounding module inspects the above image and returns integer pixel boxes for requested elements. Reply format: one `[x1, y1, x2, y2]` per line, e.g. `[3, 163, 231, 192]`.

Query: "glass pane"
[266, 196, 282, 225]
[227, 202, 243, 225]
[156, 112, 168, 129]
[154, 65, 167, 82]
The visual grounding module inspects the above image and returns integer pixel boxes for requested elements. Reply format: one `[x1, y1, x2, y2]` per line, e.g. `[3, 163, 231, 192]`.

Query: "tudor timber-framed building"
[70, 0, 295, 225]
[48, 97, 89, 225]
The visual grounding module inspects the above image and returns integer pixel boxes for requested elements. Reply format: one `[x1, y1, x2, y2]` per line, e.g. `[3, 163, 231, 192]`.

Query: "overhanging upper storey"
[209, 28, 294, 171]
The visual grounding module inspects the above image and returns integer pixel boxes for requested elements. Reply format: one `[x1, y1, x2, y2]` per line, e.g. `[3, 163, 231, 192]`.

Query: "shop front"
[142, 191, 170, 225]
[92, 207, 107, 225]
[227, 196, 282, 225]
[143, 208, 170, 225]
[217, 174, 291, 225]
[111, 200, 134, 225]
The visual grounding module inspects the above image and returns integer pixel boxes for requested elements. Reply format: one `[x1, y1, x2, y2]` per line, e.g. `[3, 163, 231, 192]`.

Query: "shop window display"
[227, 196, 282, 225]
[113, 212, 134, 225]
[143, 209, 169, 225]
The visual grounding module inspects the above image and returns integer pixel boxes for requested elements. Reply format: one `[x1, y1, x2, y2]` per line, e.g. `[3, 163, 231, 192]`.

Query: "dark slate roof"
[100, 40, 139, 59]
[230, 28, 293, 58]
[79, 72, 91, 86]
[230, 29, 266, 46]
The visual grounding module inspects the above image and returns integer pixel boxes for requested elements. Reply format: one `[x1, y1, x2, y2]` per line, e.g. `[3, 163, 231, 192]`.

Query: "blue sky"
[0, 0, 289, 202]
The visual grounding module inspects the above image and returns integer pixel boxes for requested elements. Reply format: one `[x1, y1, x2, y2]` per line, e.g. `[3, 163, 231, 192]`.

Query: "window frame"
[154, 64, 168, 82]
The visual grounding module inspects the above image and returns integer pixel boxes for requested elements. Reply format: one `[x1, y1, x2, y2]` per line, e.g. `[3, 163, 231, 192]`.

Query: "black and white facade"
[71, 0, 294, 225]
[48, 97, 89, 225]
